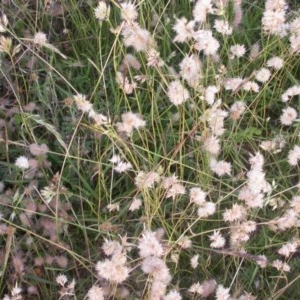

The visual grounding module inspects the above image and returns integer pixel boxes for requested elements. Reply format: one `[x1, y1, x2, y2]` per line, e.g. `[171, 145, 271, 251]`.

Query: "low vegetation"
[1, 0, 300, 299]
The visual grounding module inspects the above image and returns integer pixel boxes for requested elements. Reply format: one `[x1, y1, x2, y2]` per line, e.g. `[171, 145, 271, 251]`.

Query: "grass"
[1, 0, 300, 299]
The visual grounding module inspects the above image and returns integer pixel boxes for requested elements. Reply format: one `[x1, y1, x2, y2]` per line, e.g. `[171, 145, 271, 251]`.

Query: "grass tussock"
[1, 0, 300, 299]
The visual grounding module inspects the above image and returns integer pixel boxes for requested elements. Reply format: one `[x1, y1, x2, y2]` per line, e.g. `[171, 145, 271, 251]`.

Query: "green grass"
[1, 0, 300, 299]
